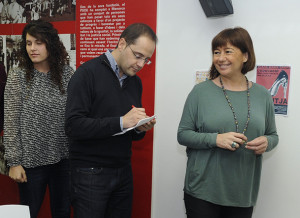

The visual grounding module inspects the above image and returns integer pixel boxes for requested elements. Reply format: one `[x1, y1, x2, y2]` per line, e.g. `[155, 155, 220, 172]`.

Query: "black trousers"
[71, 164, 133, 218]
[19, 160, 70, 218]
[184, 193, 253, 218]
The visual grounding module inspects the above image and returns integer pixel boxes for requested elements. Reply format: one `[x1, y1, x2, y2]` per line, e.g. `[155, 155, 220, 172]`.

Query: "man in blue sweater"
[65, 23, 157, 218]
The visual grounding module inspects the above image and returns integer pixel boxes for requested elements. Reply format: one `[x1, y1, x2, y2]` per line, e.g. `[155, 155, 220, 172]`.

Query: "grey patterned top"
[4, 66, 74, 168]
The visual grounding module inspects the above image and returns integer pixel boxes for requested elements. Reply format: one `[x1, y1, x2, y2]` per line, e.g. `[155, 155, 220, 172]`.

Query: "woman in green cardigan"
[177, 27, 278, 218]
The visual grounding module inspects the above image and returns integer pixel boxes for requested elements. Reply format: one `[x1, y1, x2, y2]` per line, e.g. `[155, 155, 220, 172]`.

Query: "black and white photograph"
[1, 34, 75, 74]
[0, 0, 76, 24]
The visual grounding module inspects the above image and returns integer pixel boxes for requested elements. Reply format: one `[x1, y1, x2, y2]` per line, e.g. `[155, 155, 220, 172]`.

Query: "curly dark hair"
[19, 19, 68, 94]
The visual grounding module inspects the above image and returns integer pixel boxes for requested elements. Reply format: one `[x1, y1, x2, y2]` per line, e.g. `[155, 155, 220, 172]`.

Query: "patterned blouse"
[4, 66, 74, 168]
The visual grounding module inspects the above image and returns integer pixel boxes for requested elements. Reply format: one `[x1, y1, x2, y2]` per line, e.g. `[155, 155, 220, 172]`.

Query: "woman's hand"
[216, 132, 248, 151]
[9, 165, 27, 183]
[246, 136, 268, 154]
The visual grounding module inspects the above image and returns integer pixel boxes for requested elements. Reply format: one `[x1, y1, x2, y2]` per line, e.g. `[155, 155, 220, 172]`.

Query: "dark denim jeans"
[18, 159, 71, 218]
[71, 164, 133, 218]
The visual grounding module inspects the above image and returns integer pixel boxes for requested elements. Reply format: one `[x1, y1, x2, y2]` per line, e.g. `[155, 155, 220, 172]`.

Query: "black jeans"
[184, 193, 253, 218]
[18, 159, 70, 218]
[71, 164, 133, 218]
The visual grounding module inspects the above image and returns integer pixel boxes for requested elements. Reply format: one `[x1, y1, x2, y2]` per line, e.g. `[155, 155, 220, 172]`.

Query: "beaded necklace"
[219, 76, 250, 134]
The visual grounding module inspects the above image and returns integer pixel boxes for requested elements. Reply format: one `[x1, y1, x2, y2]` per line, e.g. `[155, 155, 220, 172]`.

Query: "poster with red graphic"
[256, 66, 290, 116]
[76, 0, 157, 68]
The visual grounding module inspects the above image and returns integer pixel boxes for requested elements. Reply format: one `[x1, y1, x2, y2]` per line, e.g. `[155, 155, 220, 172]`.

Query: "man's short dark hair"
[119, 23, 158, 46]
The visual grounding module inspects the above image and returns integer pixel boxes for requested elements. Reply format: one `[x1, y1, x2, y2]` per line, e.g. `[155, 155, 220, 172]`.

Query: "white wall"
[152, 0, 300, 217]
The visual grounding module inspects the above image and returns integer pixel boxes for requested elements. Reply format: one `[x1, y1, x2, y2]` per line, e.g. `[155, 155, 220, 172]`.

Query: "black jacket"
[65, 54, 145, 168]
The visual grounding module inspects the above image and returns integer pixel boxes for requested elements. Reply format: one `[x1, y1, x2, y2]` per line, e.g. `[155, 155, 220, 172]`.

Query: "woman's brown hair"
[209, 27, 256, 80]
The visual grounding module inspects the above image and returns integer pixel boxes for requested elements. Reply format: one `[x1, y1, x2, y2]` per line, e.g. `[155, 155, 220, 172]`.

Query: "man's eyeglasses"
[128, 45, 151, 65]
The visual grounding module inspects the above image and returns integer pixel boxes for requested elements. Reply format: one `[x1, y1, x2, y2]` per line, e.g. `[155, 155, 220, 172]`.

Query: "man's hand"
[123, 107, 147, 129]
[9, 165, 27, 183]
[136, 118, 156, 132]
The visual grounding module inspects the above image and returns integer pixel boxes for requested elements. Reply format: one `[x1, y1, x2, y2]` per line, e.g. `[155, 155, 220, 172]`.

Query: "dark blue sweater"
[65, 54, 145, 168]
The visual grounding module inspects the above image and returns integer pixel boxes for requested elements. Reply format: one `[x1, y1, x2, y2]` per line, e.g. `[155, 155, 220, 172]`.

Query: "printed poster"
[195, 70, 209, 84]
[256, 66, 290, 116]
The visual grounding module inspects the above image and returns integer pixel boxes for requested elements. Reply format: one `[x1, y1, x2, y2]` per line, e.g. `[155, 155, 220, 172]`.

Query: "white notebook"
[113, 115, 156, 136]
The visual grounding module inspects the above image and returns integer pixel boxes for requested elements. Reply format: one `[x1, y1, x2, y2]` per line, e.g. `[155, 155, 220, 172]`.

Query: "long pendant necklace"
[219, 76, 250, 134]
